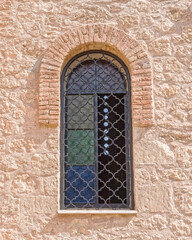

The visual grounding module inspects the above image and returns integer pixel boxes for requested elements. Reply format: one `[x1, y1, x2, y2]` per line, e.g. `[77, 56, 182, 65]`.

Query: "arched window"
[60, 51, 134, 210]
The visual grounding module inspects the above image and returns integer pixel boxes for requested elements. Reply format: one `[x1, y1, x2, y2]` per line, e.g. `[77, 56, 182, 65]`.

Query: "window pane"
[67, 60, 95, 93]
[67, 130, 94, 165]
[98, 94, 127, 204]
[67, 95, 94, 129]
[65, 166, 95, 204]
[96, 60, 126, 92]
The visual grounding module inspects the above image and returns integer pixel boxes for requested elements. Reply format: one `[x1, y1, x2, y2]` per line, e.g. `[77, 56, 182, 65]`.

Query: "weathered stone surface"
[135, 167, 159, 185]
[0, 0, 191, 239]
[134, 139, 175, 165]
[35, 196, 57, 216]
[31, 153, 58, 175]
[149, 37, 172, 56]
[166, 4, 188, 21]
[43, 176, 58, 196]
[118, 15, 139, 29]
[144, 215, 168, 230]
[176, 146, 192, 168]
[136, 183, 174, 212]
[156, 83, 180, 99]
[182, 26, 192, 43]
[1, 156, 18, 172]
[171, 220, 191, 236]
[160, 168, 187, 181]
[174, 185, 192, 214]
[11, 174, 37, 195]
[163, 57, 184, 74]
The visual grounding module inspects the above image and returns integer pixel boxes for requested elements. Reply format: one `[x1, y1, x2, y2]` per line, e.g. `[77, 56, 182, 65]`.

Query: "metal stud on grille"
[60, 51, 134, 210]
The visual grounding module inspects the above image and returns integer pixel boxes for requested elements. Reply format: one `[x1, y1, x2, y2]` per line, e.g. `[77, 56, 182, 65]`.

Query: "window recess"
[60, 51, 134, 210]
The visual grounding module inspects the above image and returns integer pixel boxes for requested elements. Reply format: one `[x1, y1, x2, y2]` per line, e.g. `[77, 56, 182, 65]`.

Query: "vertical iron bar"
[94, 61, 99, 208]
[128, 86, 134, 210]
[63, 94, 69, 208]
[94, 93, 99, 208]
[60, 74, 67, 210]
[124, 93, 130, 208]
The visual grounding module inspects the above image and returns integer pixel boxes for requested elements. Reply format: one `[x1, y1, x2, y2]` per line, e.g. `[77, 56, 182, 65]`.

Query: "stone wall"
[0, 0, 192, 239]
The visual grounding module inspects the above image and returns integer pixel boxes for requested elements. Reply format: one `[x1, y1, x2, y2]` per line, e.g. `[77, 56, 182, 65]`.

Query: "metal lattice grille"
[60, 51, 134, 210]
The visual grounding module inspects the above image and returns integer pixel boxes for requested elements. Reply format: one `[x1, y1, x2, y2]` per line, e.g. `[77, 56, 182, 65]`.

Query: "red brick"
[117, 35, 131, 51]
[82, 26, 89, 43]
[40, 106, 57, 110]
[71, 29, 81, 46]
[49, 82, 59, 88]
[77, 28, 84, 44]
[39, 96, 57, 101]
[40, 70, 60, 76]
[129, 55, 138, 63]
[55, 41, 69, 57]
[133, 115, 143, 120]
[129, 41, 139, 49]
[41, 64, 60, 72]
[41, 58, 62, 68]
[133, 95, 143, 100]
[39, 110, 49, 115]
[49, 46, 64, 59]
[142, 95, 152, 100]
[132, 105, 143, 110]
[39, 101, 49, 106]
[88, 25, 94, 42]
[57, 36, 70, 53]
[39, 82, 49, 87]
[102, 25, 109, 42]
[132, 68, 151, 75]
[38, 24, 154, 127]
[125, 46, 143, 58]
[48, 100, 59, 106]
[48, 120, 58, 125]
[49, 110, 59, 115]
[142, 104, 153, 109]
[39, 119, 49, 124]
[133, 120, 154, 126]
[60, 34, 71, 51]
[106, 26, 113, 43]
[134, 109, 152, 114]
[137, 81, 152, 86]
[122, 39, 135, 52]
[39, 77, 59, 82]
[112, 30, 125, 46]
[66, 31, 75, 48]
[141, 100, 152, 105]
[142, 86, 152, 91]
[137, 51, 148, 59]
[109, 28, 120, 45]
[40, 115, 58, 120]
[94, 24, 104, 42]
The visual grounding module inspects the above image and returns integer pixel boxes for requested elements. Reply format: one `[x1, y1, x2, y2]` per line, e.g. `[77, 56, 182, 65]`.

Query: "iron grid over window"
[60, 50, 134, 210]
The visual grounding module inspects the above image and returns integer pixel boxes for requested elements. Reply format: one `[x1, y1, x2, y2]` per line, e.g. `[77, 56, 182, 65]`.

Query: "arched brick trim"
[39, 24, 154, 127]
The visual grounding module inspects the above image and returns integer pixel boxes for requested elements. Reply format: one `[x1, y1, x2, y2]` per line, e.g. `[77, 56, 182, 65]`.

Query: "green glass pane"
[67, 130, 94, 165]
[67, 95, 94, 129]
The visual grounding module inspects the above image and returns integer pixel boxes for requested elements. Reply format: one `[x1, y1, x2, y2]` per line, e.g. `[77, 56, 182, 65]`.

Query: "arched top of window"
[62, 51, 130, 94]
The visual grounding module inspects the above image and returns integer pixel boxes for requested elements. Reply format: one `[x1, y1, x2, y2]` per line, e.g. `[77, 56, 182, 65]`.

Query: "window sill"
[58, 209, 137, 215]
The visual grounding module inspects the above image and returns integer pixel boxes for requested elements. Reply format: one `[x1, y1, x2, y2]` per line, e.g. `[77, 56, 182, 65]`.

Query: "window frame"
[60, 50, 134, 211]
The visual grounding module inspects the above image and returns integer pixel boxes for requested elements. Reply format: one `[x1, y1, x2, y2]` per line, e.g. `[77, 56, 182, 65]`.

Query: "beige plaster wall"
[0, 0, 192, 239]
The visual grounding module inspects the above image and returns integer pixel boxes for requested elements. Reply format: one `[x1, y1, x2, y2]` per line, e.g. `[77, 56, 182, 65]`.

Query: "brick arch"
[39, 24, 154, 127]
